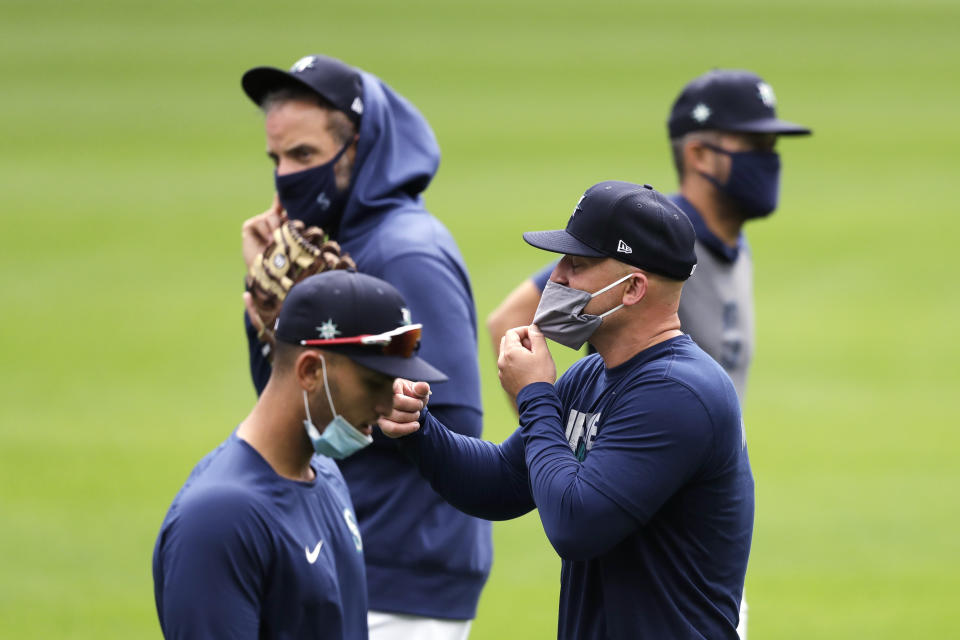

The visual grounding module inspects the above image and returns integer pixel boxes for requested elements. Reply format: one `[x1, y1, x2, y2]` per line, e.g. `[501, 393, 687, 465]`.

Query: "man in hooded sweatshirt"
[238, 54, 489, 639]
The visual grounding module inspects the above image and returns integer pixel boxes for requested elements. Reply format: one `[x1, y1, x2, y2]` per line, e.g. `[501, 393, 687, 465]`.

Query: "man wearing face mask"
[381, 181, 755, 639]
[488, 68, 811, 402]
[153, 270, 446, 639]
[666, 68, 811, 401]
[665, 72, 810, 638]
[238, 55, 489, 637]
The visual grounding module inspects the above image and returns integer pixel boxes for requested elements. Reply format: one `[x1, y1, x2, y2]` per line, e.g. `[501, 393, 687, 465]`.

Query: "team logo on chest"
[565, 409, 601, 461]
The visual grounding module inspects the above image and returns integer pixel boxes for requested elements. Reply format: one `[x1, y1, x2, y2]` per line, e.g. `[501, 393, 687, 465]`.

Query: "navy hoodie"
[244, 70, 491, 619]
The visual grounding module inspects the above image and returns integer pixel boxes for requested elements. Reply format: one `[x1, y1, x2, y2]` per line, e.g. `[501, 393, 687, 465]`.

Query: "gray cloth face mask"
[533, 273, 635, 350]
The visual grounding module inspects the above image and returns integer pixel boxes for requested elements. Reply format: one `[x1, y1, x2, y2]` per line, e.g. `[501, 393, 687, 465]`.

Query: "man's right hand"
[242, 194, 286, 270]
[378, 379, 431, 438]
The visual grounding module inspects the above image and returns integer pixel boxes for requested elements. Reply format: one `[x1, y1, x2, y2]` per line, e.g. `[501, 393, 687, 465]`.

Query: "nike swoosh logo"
[305, 540, 324, 564]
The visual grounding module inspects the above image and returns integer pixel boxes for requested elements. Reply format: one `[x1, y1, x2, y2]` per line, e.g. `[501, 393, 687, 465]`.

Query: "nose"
[276, 158, 299, 177]
[552, 258, 571, 285]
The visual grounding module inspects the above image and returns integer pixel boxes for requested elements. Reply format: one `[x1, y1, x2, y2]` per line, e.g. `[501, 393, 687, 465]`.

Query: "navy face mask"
[701, 144, 781, 219]
[275, 137, 354, 232]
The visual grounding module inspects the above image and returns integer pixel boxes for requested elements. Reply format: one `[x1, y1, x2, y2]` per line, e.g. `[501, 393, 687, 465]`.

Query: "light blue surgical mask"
[303, 355, 373, 460]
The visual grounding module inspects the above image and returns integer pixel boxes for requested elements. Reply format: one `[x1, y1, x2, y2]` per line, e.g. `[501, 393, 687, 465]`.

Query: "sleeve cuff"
[516, 381, 558, 415]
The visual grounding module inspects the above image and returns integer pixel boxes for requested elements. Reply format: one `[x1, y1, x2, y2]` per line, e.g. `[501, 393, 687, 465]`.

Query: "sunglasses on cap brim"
[300, 323, 422, 358]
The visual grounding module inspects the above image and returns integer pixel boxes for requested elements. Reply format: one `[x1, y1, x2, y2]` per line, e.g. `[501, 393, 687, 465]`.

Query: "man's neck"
[680, 182, 745, 247]
[237, 387, 316, 482]
[592, 316, 683, 369]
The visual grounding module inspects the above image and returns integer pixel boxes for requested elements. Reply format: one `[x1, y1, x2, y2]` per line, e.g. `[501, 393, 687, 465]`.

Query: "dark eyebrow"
[287, 143, 319, 156]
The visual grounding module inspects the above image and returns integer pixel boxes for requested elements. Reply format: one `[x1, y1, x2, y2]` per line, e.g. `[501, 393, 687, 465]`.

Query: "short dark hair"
[271, 340, 303, 375]
[261, 86, 356, 146]
[669, 130, 721, 179]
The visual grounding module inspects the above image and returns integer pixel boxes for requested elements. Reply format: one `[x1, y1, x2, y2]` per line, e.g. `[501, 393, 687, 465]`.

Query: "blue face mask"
[302, 354, 373, 460]
[701, 144, 781, 219]
[275, 137, 354, 232]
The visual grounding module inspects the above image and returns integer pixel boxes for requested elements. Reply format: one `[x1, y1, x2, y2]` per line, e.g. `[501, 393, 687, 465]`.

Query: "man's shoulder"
[368, 208, 453, 252]
[655, 339, 740, 422]
[352, 208, 470, 291]
[168, 438, 273, 526]
[615, 338, 737, 407]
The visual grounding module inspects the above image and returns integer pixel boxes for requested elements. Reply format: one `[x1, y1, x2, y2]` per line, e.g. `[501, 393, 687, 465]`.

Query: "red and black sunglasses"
[300, 323, 422, 358]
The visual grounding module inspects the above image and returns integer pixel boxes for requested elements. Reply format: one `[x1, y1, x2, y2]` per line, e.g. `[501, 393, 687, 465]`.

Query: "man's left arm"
[517, 380, 712, 561]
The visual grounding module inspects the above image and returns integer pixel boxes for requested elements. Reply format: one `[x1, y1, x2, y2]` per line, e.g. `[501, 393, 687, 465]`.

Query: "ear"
[622, 272, 648, 306]
[295, 350, 324, 392]
[683, 138, 714, 177]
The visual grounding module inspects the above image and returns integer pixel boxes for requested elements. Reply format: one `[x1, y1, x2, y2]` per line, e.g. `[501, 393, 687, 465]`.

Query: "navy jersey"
[399, 335, 754, 639]
[153, 434, 368, 639]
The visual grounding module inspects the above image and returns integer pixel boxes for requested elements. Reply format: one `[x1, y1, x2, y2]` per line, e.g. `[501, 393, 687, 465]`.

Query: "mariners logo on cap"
[757, 81, 776, 107]
[316, 319, 341, 340]
[291, 56, 317, 73]
[692, 103, 711, 123]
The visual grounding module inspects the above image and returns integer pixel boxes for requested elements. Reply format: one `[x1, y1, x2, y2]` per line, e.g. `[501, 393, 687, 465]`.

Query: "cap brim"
[726, 117, 812, 136]
[242, 66, 323, 106]
[523, 230, 606, 257]
[348, 353, 448, 384]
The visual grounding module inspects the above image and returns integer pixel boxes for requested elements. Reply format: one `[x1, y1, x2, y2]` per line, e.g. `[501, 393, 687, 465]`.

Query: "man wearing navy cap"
[382, 181, 755, 639]
[666, 68, 811, 402]
[154, 271, 446, 639]
[490, 69, 811, 402]
[665, 70, 811, 637]
[485, 72, 809, 635]
[237, 55, 489, 638]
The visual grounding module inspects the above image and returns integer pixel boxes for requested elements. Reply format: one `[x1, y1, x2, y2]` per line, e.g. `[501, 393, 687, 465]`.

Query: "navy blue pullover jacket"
[244, 69, 490, 619]
[398, 336, 754, 638]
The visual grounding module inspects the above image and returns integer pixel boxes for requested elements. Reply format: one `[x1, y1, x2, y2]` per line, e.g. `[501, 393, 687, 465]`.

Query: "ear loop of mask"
[302, 354, 337, 426]
[591, 272, 636, 319]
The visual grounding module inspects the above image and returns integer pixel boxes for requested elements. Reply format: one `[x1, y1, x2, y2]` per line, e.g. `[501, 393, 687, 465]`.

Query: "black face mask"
[274, 138, 354, 233]
[700, 143, 782, 219]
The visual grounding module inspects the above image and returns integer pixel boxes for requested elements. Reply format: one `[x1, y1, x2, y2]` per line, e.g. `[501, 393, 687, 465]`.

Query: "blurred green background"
[2, 0, 958, 636]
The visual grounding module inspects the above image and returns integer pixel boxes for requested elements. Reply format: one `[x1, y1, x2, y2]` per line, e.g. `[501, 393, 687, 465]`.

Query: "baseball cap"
[275, 270, 447, 382]
[242, 54, 364, 126]
[523, 181, 697, 281]
[667, 69, 811, 139]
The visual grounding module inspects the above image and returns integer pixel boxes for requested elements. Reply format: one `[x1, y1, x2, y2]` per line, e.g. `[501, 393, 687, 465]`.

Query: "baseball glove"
[246, 220, 355, 353]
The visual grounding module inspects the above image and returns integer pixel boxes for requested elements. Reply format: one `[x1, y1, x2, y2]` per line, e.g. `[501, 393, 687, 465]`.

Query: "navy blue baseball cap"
[668, 69, 811, 138]
[242, 54, 364, 126]
[275, 270, 447, 382]
[523, 181, 697, 281]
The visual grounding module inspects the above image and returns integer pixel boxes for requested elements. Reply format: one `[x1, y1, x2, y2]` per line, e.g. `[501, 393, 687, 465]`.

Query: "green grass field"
[2, 0, 958, 636]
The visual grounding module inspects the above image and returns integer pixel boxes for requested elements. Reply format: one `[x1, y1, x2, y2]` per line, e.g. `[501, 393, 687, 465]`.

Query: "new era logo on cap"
[522, 181, 698, 281]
